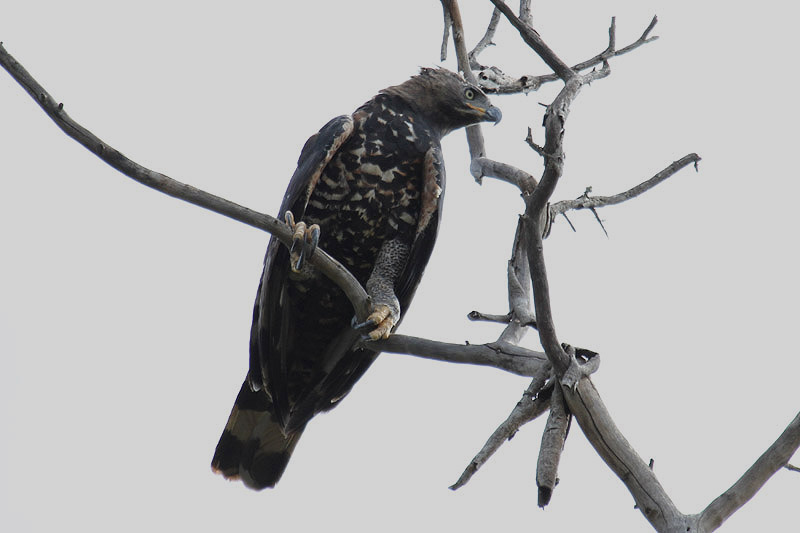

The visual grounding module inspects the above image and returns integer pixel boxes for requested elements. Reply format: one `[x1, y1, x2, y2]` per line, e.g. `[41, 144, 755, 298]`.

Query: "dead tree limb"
[0, 42, 370, 323]
[487, 1, 687, 528]
[550, 153, 702, 222]
[468, 7, 501, 69]
[372, 335, 548, 378]
[450, 373, 553, 490]
[472, 14, 658, 94]
[536, 381, 570, 507]
[697, 411, 800, 531]
[460, 2, 800, 531]
[470, 13, 658, 94]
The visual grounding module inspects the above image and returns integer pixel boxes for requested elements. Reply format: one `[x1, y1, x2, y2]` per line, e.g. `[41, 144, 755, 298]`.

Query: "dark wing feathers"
[395, 145, 445, 315]
[279, 115, 355, 219]
[249, 115, 354, 424]
[282, 328, 372, 434]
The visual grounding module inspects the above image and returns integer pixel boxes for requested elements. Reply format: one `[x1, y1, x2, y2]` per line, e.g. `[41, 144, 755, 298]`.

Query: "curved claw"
[306, 224, 320, 260]
[290, 221, 307, 271]
[284, 211, 321, 272]
[352, 304, 395, 340]
[352, 317, 376, 331]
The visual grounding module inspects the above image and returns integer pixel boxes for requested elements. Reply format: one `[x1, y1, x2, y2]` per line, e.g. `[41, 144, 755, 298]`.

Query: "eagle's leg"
[353, 238, 410, 341]
[284, 211, 320, 272]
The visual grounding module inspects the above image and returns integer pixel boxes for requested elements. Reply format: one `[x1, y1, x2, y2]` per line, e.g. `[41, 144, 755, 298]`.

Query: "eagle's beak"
[484, 106, 502, 124]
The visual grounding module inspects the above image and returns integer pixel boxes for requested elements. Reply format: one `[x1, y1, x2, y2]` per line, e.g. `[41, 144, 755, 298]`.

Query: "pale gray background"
[1, 1, 798, 531]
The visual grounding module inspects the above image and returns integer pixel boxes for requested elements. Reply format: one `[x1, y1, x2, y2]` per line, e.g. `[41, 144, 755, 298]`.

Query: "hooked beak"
[483, 105, 502, 124]
[466, 103, 503, 125]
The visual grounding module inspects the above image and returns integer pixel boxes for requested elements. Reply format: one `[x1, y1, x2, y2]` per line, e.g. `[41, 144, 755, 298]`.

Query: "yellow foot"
[353, 303, 396, 340]
[284, 211, 320, 272]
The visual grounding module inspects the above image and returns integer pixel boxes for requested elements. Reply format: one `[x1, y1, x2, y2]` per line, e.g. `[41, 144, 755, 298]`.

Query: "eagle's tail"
[211, 379, 303, 490]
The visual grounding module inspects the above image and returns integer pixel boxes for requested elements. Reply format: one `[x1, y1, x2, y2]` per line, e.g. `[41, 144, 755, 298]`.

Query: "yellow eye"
[464, 88, 475, 100]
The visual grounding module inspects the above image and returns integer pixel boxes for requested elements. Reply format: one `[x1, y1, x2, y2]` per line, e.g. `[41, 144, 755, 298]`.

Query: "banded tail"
[211, 380, 304, 490]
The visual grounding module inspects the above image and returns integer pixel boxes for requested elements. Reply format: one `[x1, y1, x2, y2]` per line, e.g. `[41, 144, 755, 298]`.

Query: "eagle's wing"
[394, 144, 446, 315]
[248, 115, 354, 414]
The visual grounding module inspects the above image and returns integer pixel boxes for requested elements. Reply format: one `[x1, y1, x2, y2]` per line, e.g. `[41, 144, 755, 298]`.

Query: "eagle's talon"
[306, 224, 320, 259]
[352, 318, 376, 331]
[352, 304, 395, 340]
[284, 211, 321, 272]
[366, 317, 394, 340]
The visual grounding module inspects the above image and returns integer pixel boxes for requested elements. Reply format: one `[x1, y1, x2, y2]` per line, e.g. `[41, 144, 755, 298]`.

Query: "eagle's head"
[382, 68, 501, 137]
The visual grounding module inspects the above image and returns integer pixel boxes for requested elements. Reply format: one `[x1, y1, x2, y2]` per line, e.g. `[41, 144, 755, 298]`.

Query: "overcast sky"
[2, 1, 798, 532]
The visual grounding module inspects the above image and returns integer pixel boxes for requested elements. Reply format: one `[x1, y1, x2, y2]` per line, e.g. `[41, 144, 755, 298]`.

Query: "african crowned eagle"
[211, 68, 501, 489]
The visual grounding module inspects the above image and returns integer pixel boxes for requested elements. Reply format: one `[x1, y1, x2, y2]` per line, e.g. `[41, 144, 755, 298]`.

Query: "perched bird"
[211, 68, 501, 489]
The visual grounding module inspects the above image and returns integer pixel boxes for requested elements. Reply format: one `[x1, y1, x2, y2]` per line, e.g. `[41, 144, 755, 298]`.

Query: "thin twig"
[440, 1, 452, 61]
[519, 0, 533, 26]
[525, 127, 546, 157]
[468, 311, 512, 324]
[468, 7, 501, 69]
[550, 153, 701, 218]
[589, 207, 609, 237]
[475, 16, 658, 95]
[571, 16, 658, 74]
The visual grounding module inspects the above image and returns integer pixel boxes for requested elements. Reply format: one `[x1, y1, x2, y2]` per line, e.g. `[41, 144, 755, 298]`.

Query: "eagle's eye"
[464, 88, 475, 100]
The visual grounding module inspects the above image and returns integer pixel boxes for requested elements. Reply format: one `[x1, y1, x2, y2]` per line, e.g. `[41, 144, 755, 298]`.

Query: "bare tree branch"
[525, 126, 547, 157]
[470, 156, 538, 190]
[498, 217, 538, 343]
[570, 16, 659, 76]
[697, 411, 800, 531]
[484, 8, 692, 528]
[450, 373, 553, 490]
[468, 7, 501, 69]
[519, 0, 533, 26]
[468, 310, 514, 324]
[371, 335, 549, 378]
[523, 71, 610, 374]
[564, 379, 687, 531]
[439, 0, 453, 61]
[489, 0, 575, 82]
[448, 5, 800, 530]
[536, 381, 570, 507]
[0, 43, 371, 322]
[475, 16, 658, 95]
[550, 153, 702, 221]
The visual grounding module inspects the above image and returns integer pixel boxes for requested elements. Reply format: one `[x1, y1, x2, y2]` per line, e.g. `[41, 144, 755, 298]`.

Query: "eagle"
[211, 68, 501, 489]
